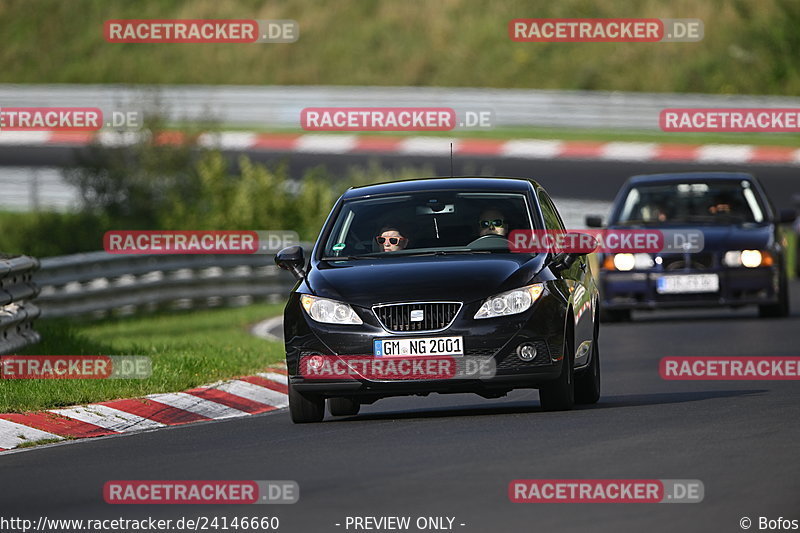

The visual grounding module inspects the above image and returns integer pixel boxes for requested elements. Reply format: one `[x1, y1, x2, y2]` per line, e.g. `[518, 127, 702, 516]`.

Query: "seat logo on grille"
[410, 310, 424, 322]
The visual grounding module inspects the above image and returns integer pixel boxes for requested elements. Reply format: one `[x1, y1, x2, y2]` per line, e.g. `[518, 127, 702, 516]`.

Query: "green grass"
[15, 437, 68, 449]
[0, 303, 286, 413]
[784, 227, 797, 279]
[1, 0, 799, 95]
[205, 124, 800, 148]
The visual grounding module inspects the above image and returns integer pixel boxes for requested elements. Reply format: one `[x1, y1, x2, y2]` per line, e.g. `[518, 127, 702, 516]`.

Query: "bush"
[0, 123, 437, 257]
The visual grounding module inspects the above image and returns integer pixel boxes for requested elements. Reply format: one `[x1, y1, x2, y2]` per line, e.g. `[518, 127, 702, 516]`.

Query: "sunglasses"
[480, 219, 505, 229]
[376, 236, 407, 245]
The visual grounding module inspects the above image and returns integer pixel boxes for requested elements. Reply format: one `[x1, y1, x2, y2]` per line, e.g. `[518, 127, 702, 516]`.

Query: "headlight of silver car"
[300, 294, 363, 324]
[474, 283, 545, 319]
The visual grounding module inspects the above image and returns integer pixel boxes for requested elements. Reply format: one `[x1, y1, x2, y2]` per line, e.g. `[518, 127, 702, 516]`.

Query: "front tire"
[759, 273, 789, 318]
[575, 331, 601, 405]
[540, 334, 575, 411]
[288, 381, 325, 423]
[600, 308, 630, 322]
[328, 397, 360, 416]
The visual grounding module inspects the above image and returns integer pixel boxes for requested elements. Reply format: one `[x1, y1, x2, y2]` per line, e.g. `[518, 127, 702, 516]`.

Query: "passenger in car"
[641, 202, 669, 222]
[376, 226, 409, 252]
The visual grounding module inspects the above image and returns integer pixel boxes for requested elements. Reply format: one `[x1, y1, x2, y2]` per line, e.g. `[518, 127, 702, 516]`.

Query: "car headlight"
[723, 250, 773, 268]
[609, 253, 654, 271]
[300, 295, 363, 324]
[474, 283, 545, 319]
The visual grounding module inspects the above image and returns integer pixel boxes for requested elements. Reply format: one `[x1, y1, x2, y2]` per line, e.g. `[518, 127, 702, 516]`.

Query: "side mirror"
[778, 208, 798, 224]
[275, 245, 306, 279]
[550, 251, 582, 271]
[585, 215, 604, 228]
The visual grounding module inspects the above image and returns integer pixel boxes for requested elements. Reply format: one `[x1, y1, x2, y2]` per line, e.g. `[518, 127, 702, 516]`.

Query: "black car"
[276, 177, 600, 423]
[587, 172, 795, 321]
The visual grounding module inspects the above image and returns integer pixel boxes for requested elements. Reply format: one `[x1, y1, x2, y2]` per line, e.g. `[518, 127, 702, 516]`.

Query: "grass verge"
[0, 303, 286, 413]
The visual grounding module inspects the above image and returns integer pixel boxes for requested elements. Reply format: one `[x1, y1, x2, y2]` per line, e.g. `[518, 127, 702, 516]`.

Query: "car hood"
[608, 223, 774, 252]
[306, 254, 546, 307]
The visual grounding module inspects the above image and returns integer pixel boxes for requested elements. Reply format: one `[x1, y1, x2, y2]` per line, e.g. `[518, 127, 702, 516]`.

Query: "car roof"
[625, 172, 757, 186]
[342, 177, 538, 199]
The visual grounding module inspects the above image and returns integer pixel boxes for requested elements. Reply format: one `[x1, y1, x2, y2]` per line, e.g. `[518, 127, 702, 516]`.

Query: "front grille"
[373, 301, 461, 333]
[662, 253, 716, 271]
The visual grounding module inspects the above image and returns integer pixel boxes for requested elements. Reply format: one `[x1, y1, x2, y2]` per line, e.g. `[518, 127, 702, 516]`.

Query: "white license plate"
[656, 274, 719, 294]
[373, 336, 464, 357]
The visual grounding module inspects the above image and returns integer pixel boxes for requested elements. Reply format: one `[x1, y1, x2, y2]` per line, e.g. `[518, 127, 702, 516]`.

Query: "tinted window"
[538, 190, 565, 231]
[614, 180, 766, 224]
[321, 192, 535, 257]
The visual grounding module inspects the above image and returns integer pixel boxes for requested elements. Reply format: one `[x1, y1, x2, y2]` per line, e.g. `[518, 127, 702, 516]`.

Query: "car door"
[538, 189, 596, 368]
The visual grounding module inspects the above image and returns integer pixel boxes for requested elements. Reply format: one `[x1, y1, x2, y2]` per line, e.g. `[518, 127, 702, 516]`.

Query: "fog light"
[517, 343, 537, 361]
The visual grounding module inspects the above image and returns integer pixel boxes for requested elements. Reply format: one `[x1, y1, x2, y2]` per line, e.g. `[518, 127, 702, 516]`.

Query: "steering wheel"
[466, 234, 511, 250]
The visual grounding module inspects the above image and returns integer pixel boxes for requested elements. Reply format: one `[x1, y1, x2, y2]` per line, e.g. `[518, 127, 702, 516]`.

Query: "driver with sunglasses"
[478, 209, 508, 237]
[375, 226, 409, 252]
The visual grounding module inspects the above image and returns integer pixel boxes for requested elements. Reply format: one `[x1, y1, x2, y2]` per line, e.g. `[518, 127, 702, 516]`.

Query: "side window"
[538, 190, 565, 231]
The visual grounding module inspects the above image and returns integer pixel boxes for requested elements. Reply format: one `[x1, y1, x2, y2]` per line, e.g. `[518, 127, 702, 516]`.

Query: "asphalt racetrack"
[2, 144, 799, 208]
[1, 279, 798, 532]
[1, 151, 798, 532]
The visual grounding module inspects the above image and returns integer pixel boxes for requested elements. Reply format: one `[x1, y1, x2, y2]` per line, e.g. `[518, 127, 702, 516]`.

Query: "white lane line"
[214, 380, 289, 408]
[251, 316, 283, 342]
[146, 392, 248, 420]
[501, 140, 563, 158]
[96, 131, 142, 147]
[696, 144, 753, 163]
[295, 134, 357, 153]
[0, 131, 51, 144]
[257, 372, 288, 385]
[601, 142, 658, 161]
[198, 132, 257, 150]
[0, 419, 63, 449]
[400, 137, 457, 155]
[48, 405, 164, 432]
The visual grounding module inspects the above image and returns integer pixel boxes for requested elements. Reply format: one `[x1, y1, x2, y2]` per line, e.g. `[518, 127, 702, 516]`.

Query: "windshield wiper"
[321, 255, 379, 261]
[400, 249, 493, 257]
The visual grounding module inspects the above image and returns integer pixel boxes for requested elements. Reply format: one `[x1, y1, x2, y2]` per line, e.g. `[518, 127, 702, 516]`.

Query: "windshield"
[320, 191, 536, 258]
[615, 180, 766, 225]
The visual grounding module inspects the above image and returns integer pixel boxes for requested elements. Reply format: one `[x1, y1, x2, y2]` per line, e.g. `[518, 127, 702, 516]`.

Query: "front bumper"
[600, 266, 780, 310]
[283, 291, 568, 398]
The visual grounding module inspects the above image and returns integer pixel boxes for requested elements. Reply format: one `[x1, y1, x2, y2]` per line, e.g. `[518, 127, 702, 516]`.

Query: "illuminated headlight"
[300, 295, 362, 324]
[741, 250, 762, 268]
[612, 253, 654, 271]
[474, 284, 545, 319]
[724, 250, 770, 268]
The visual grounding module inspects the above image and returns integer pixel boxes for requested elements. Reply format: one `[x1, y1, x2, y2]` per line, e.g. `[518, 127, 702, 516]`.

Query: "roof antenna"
[450, 142, 454, 177]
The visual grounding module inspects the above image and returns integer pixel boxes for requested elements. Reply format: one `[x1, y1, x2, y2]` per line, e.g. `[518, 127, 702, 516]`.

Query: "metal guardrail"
[34, 250, 304, 319]
[2, 84, 799, 130]
[0, 255, 41, 354]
